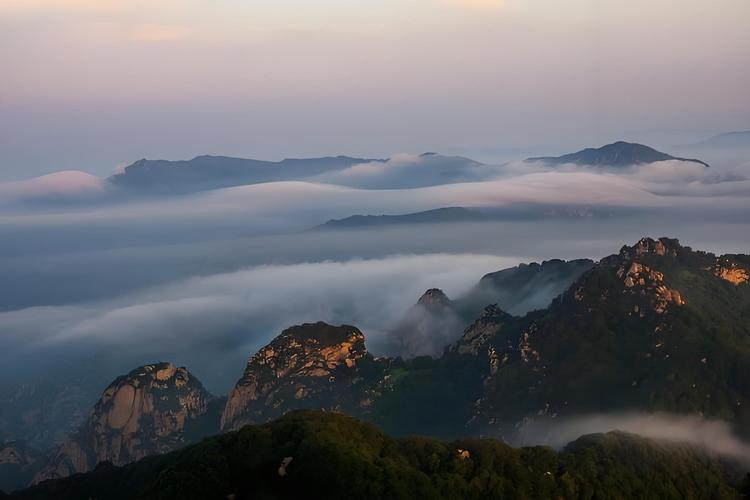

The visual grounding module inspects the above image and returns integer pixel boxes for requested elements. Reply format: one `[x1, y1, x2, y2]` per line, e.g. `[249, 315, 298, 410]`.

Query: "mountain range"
[1, 141, 718, 209]
[107, 155, 380, 194]
[2, 237, 749, 496]
[112, 142, 710, 195]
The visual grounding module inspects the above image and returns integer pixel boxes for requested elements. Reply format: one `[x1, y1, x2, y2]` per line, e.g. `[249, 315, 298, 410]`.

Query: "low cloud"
[518, 412, 750, 465]
[0, 171, 105, 207]
[0, 253, 517, 391]
[312, 153, 491, 189]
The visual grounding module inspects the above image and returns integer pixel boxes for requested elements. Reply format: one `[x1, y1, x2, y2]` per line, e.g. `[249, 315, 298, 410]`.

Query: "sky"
[1, 0, 749, 180]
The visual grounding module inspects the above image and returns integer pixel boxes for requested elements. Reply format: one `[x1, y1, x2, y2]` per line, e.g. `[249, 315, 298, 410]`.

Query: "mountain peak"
[619, 237, 683, 259]
[34, 362, 212, 483]
[527, 142, 710, 168]
[277, 322, 366, 349]
[453, 304, 514, 356]
[221, 323, 384, 431]
[417, 288, 452, 310]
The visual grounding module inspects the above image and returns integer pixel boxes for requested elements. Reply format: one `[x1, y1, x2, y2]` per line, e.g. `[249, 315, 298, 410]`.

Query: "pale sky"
[1, 0, 749, 179]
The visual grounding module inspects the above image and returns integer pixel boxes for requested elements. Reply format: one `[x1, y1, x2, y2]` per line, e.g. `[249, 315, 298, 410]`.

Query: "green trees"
[13, 411, 742, 499]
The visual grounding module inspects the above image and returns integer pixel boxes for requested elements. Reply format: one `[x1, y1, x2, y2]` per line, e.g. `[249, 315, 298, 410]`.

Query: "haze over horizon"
[2, 0, 749, 180]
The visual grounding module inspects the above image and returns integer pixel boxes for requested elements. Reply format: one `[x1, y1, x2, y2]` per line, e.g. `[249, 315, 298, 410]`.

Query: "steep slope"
[10, 411, 741, 500]
[457, 258, 594, 317]
[221, 323, 389, 431]
[528, 141, 710, 168]
[34, 363, 215, 483]
[463, 238, 750, 435]
[385, 259, 596, 359]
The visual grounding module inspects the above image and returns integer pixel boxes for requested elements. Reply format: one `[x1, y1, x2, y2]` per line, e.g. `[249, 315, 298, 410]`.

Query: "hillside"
[3, 237, 749, 493]
[8, 411, 741, 500]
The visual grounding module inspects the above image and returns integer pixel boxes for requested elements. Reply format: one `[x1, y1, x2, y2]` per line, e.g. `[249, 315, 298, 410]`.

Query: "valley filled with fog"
[1, 142, 749, 396]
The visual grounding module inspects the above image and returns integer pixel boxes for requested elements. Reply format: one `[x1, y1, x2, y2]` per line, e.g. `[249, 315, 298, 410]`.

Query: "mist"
[1, 147, 748, 454]
[517, 412, 750, 466]
[0, 253, 517, 392]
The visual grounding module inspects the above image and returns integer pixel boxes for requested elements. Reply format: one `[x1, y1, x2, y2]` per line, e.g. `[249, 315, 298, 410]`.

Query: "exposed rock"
[616, 260, 685, 314]
[471, 237, 750, 436]
[713, 260, 749, 285]
[34, 362, 212, 483]
[619, 236, 680, 260]
[277, 456, 293, 476]
[453, 305, 513, 356]
[417, 288, 452, 310]
[221, 323, 389, 432]
[573, 238, 687, 315]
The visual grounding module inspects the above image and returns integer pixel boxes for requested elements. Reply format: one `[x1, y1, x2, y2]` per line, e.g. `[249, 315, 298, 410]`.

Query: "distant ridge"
[317, 207, 485, 229]
[527, 141, 710, 168]
[107, 155, 382, 194]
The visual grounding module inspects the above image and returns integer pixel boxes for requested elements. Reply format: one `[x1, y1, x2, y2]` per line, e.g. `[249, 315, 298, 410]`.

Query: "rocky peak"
[246, 322, 368, 377]
[568, 237, 688, 315]
[618, 237, 681, 260]
[221, 323, 386, 431]
[616, 261, 685, 314]
[417, 288, 452, 311]
[453, 305, 513, 356]
[34, 362, 212, 483]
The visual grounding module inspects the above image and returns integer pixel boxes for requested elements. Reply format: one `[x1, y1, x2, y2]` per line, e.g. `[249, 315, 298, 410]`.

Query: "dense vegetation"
[8, 411, 742, 500]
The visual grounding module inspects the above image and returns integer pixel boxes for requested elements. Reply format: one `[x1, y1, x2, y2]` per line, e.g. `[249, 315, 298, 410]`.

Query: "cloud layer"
[0, 253, 516, 391]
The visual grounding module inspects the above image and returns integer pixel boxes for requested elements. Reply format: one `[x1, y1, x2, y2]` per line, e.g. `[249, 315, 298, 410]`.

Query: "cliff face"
[452, 304, 514, 358]
[221, 322, 389, 431]
[34, 363, 212, 483]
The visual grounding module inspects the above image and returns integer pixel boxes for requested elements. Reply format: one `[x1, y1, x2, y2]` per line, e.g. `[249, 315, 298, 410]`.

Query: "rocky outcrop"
[34, 362, 212, 483]
[572, 237, 686, 315]
[452, 305, 513, 357]
[221, 323, 389, 432]
[713, 259, 749, 285]
[416, 288, 452, 309]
